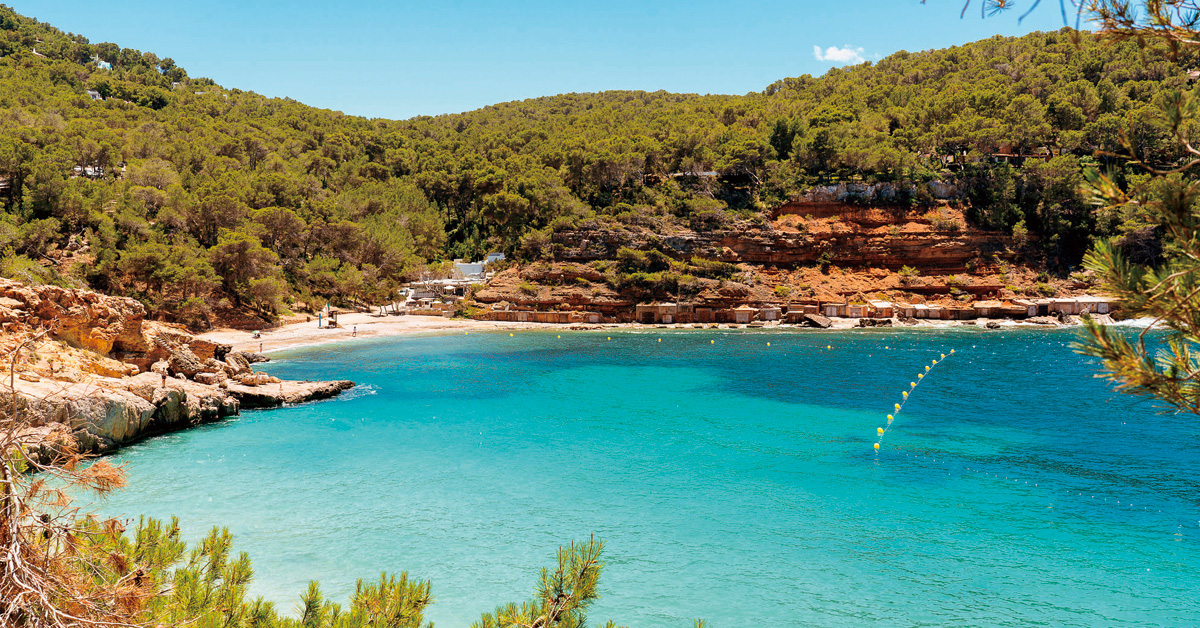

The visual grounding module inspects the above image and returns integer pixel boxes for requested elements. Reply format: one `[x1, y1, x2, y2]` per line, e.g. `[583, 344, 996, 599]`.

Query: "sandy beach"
[197, 313, 565, 354]
[197, 310, 1105, 356]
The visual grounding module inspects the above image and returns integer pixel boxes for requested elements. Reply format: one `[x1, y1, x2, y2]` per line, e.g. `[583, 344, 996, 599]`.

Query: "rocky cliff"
[0, 278, 354, 456]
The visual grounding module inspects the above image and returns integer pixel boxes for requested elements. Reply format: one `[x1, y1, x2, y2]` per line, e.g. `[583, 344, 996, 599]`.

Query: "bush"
[774, 285, 792, 298]
[517, 281, 538, 296]
[688, 257, 737, 280]
[898, 265, 919, 285]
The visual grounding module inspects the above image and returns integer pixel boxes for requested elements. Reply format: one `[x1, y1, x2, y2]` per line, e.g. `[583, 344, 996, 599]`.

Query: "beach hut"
[912, 304, 930, 319]
[696, 307, 715, 323]
[824, 303, 847, 318]
[868, 300, 894, 318]
[925, 304, 945, 320]
[894, 303, 916, 318]
[973, 300, 1002, 318]
[1076, 295, 1116, 315]
[675, 303, 695, 323]
[947, 306, 976, 320]
[1011, 299, 1038, 318]
[734, 305, 757, 324]
[846, 304, 869, 318]
[759, 306, 781, 321]
[1049, 298, 1078, 315]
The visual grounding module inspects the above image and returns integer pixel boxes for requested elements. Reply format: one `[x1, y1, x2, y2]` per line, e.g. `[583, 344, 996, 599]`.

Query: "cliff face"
[550, 201, 1011, 273]
[476, 199, 1028, 317]
[0, 279, 354, 456]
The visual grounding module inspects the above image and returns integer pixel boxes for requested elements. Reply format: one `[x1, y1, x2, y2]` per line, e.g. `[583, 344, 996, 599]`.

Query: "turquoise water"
[92, 329, 1199, 627]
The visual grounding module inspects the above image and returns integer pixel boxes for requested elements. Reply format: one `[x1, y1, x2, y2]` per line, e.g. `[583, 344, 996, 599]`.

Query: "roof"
[734, 305, 757, 311]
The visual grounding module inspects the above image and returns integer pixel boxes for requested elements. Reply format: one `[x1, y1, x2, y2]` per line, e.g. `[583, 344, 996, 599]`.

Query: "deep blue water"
[92, 328, 1200, 627]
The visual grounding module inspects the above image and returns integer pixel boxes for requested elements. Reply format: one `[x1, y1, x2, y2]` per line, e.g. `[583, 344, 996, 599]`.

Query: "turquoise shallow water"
[92, 328, 1199, 627]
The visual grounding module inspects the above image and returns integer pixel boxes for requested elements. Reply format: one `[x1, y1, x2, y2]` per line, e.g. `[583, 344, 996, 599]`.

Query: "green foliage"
[472, 538, 605, 628]
[0, 4, 1193, 320]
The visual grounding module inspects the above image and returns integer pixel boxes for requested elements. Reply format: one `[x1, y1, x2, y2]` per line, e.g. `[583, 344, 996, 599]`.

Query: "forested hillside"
[0, 5, 1188, 324]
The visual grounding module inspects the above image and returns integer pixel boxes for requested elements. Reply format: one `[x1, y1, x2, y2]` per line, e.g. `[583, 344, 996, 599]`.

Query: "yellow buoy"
[902, 391, 908, 399]
[607, 337, 611, 340]
[557, 335, 561, 338]
[658, 338, 661, 343]
[940, 353, 946, 359]
[924, 365, 930, 372]
[710, 339, 714, 344]
[887, 414, 894, 423]
[918, 373, 924, 379]
[910, 382, 916, 388]
[827, 345, 832, 350]
[767, 342, 771, 347]
[885, 346, 889, 349]
[874, 443, 880, 451]
[894, 403, 901, 411]
[877, 427, 884, 436]
[509, 333, 514, 336]
[464, 331, 468, 335]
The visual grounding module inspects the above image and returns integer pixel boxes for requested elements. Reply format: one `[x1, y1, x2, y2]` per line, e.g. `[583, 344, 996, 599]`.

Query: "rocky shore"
[0, 278, 355, 458]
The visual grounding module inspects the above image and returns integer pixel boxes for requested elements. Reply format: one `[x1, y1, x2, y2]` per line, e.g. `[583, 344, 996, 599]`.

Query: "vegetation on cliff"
[0, 5, 1190, 323]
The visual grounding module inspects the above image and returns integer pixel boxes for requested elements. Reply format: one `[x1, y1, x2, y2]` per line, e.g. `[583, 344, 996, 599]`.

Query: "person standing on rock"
[151, 359, 169, 388]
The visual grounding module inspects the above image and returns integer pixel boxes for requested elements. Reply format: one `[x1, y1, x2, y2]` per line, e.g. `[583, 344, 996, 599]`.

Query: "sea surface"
[91, 328, 1200, 627]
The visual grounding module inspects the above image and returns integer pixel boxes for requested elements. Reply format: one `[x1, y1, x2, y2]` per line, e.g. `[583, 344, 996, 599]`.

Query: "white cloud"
[813, 45, 866, 65]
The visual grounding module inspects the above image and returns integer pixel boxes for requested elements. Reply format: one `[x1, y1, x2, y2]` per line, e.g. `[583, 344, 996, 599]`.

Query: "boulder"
[856, 318, 892, 328]
[802, 313, 833, 328]
[1026, 316, 1060, 326]
[193, 372, 219, 385]
[985, 321, 1002, 329]
[224, 352, 252, 375]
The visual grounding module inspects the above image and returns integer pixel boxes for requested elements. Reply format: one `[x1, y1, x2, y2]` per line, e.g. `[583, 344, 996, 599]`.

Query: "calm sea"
[92, 328, 1200, 627]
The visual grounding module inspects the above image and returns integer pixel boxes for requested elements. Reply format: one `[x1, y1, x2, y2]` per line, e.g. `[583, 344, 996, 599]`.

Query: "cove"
[91, 328, 1200, 627]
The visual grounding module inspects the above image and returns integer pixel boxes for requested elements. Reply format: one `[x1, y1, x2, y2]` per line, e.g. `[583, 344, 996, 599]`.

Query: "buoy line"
[875, 348, 955, 452]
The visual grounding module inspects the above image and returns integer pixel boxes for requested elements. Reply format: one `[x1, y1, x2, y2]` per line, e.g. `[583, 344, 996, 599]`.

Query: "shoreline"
[198, 312, 1118, 356]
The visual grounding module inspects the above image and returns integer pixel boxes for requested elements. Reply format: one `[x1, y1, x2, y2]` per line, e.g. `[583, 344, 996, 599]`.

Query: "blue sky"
[14, 1, 1078, 120]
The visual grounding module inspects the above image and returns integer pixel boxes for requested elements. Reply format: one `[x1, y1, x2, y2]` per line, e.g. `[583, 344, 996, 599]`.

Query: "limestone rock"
[802, 313, 833, 328]
[224, 352, 252, 375]
[194, 372, 219, 385]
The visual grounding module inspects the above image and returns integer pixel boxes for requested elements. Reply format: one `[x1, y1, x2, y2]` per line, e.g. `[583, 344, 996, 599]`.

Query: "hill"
[0, 5, 1187, 325]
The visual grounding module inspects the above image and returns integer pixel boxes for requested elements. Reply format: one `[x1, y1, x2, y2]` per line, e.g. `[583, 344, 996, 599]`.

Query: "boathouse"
[759, 306, 781, 321]
[1011, 299, 1038, 318]
[734, 305, 757, 324]
[868, 300, 893, 318]
[846, 304, 869, 318]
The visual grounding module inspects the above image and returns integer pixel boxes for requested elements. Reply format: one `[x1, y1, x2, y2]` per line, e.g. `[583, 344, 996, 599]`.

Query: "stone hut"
[733, 305, 757, 324]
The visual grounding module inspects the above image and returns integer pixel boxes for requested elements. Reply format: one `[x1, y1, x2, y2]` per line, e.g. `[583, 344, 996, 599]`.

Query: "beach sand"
[198, 313, 560, 354]
[198, 310, 1088, 356]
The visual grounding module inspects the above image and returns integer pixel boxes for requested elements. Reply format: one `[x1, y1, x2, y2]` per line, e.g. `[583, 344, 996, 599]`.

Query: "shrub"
[689, 257, 737, 280]
[898, 265, 919, 285]
[517, 281, 538, 296]
[774, 285, 792, 298]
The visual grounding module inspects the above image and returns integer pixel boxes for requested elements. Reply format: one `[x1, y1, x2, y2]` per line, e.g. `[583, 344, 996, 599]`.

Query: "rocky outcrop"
[0, 279, 146, 354]
[801, 313, 833, 328]
[14, 371, 355, 454]
[0, 278, 353, 456]
[227, 379, 356, 409]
